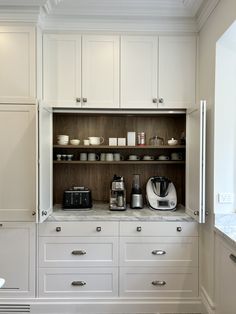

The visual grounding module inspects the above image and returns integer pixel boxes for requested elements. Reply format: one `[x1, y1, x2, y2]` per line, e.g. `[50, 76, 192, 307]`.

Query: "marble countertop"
[215, 214, 236, 246]
[47, 203, 195, 222]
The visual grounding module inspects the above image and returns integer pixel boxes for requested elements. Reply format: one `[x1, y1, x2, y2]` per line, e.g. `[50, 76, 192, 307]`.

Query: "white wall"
[198, 0, 236, 308]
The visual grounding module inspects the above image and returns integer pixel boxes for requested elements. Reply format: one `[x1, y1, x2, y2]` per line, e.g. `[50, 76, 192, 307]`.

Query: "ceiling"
[0, 0, 220, 32]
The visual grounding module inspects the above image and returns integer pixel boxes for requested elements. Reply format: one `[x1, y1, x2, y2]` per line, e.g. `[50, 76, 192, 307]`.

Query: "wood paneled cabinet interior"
[0, 105, 37, 221]
[39, 101, 206, 223]
[43, 34, 196, 109]
[38, 221, 198, 298]
[215, 233, 236, 314]
[43, 34, 119, 108]
[0, 26, 36, 104]
[0, 222, 36, 298]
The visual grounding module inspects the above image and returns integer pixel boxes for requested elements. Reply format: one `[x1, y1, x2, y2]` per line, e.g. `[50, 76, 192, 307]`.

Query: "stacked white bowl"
[57, 135, 69, 145]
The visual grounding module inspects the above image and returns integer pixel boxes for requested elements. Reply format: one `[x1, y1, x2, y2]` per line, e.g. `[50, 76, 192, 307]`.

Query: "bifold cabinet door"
[43, 34, 82, 107]
[186, 100, 206, 223]
[0, 222, 35, 298]
[0, 26, 35, 103]
[0, 105, 37, 221]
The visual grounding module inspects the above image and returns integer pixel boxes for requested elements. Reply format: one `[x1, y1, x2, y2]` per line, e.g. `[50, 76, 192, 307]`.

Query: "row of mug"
[56, 152, 183, 161]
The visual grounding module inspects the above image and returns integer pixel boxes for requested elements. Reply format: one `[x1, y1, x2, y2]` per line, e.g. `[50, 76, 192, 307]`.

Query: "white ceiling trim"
[197, 0, 220, 31]
[43, 0, 64, 14]
[0, 6, 41, 23]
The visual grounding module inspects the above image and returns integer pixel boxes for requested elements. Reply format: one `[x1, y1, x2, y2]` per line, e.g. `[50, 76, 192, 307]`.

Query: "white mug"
[80, 153, 87, 161]
[171, 152, 183, 160]
[128, 155, 140, 161]
[158, 155, 170, 160]
[143, 155, 154, 161]
[88, 153, 99, 161]
[57, 134, 69, 145]
[83, 139, 90, 146]
[88, 137, 104, 145]
[106, 153, 113, 161]
[113, 153, 124, 161]
[100, 153, 106, 161]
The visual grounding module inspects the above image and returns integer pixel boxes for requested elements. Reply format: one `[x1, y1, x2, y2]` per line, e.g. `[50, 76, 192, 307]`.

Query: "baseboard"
[201, 286, 216, 314]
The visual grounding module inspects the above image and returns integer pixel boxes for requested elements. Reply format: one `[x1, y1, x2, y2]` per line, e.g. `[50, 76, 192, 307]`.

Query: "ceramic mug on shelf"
[158, 155, 170, 161]
[88, 153, 99, 161]
[88, 137, 104, 145]
[143, 155, 154, 161]
[171, 152, 183, 160]
[80, 153, 87, 161]
[100, 153, 106, 161]
[113, 153, 124, 161]
[106, 153, 114, 161]
[83, 139, 90, 146]
[128, 155, 140, 161]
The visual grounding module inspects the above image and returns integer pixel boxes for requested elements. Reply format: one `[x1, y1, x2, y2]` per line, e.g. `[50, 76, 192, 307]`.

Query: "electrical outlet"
[218, 193, 234, 204]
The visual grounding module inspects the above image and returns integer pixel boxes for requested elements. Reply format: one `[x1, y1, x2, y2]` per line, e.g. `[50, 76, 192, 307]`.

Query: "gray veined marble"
[47, 202, 195, 222]
[215, 213, 236, 245]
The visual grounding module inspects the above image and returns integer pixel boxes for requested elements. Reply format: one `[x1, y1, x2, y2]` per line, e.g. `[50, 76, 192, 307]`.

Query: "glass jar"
[149, 136, 164, 146]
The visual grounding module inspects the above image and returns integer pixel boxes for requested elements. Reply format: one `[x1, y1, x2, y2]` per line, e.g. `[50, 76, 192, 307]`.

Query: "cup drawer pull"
[71, 250, 86, 255]
[71, 281, 86, 286]
[152, 250, 166, 255]
[152, 280, 166, 286]
[230, 254, 236, 263]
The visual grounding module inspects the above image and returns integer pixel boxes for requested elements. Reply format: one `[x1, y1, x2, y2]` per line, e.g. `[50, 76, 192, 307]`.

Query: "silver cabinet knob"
[76, 97, 81, 103]
[159, 98, 164, 104]
[42, 210, 47, 216]
[83, 98, 87, 103]
[152, 280, 166, 286]
[71, 250, 86, 255]
[152, 250, 166, 255]
[137, 226, 142, 232]
[56, 227, 61, 232]
[176, 227, 182, 232]
[152, 98, 158, 103]
[71, 281, 86, 286]
[96, 226, 102, 232]
[32, 211, 36, 216]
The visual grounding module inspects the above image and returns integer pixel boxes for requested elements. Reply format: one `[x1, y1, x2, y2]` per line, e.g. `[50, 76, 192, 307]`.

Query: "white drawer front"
[38, 268, 118, 298]
[39, 237, 118, 267]
[120, 267, 198, 297]
[39, 221, 119, 237]
[120, 237, 198, 267]
[120, 221, 198, 237]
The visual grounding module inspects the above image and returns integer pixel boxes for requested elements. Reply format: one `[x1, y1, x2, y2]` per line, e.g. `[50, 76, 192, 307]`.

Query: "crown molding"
[41, 16, 198, 33]
[0, 6, 41, 23]
[197, 0, 220, 31]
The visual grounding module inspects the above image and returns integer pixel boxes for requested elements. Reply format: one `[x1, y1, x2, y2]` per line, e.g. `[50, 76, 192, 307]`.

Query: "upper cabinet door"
[43, 34, 82, 107]
[82, 35, 119, 108]
[158, 36, 196, 109]
[186, 101, 206, 223]
[0, 105, 37, 221]
[121, 36, 158, 108]
[0, 26, 36, 104]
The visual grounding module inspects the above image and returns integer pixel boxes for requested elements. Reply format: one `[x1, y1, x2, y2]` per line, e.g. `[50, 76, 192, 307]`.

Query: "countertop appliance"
[109, 175, 126, 211]
[63, 187, 92, 209]
[130, 174, 143, 209]
[146, 176, 177, 210]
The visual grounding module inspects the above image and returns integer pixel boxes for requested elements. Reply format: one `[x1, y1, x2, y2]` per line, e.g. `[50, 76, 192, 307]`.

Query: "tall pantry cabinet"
[0, 25, 37, 298]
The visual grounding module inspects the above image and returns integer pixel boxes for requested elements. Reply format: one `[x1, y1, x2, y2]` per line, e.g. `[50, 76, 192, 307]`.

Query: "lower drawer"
[38, 268, 118, 298]
[120, 267, 198, 298]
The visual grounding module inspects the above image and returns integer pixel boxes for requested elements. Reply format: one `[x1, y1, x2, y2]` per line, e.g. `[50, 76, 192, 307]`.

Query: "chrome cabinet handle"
[71, 281, 86, 286]
[152, 280, 166, 286]
[159, 98, 164, 104]
[176, 226, 182, 232]
[56, 227, 61, 232]
[83, 98, 87, 103]
[42, 210, 47, 216]
[152, 98, 158, 103]
[96, 226, 102, 232]
[76, 97, 81, 103]
[152, 250, 166, 255]
[230, 254, 236, 263]
[71, 250, 86, 255]
[136, 226, 142, 232]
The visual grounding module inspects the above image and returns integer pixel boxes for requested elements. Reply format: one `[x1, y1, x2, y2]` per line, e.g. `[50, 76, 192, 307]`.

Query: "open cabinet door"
[186, 100, 206, 223]
[38, 103, 53, 222]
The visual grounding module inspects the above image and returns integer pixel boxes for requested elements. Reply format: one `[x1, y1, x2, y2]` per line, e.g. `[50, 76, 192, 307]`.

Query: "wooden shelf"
[53, 160, 185, 165]
[53, 145, 185, 149]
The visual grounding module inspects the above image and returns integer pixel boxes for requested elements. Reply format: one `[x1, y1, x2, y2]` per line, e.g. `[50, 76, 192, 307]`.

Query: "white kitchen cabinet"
[158, 36, 196, 108]
[43, 34, 119, 108]
[43, 34, 82, 107]
[121, 36, 158, 108]
[215, 233, 236, 314]
[0, 105, 37, 221]
[82, 35, 119, 108]
[0, 222, 35, 298]
[0, 26, 36, 104]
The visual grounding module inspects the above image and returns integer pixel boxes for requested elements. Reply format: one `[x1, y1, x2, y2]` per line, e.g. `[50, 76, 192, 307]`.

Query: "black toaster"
[63, 187, 92, 209]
